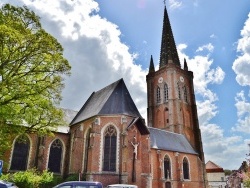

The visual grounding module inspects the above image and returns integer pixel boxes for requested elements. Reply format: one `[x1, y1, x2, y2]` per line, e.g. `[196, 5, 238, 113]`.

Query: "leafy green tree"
[224, 169, 232, 176]
[0, 4, 71, 156]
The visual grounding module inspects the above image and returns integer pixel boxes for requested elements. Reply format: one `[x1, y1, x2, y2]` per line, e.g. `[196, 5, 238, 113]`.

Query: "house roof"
[70, 78, 142, 125]
[206, 160, 224, 173]
[149, 127, 197, 155]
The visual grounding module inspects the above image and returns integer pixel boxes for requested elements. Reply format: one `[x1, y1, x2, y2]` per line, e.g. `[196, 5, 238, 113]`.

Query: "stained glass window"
[10, 135, 30, 171]
[103, 126, 117, 172]
[48, 139, 63, 173]
[183, 157, 190, 179]
[164, 155, 171, 179]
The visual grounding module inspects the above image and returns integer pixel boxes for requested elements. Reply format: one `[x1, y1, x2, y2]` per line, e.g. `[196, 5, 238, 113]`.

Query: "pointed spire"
[184, 58, 188, 71]
[159, 6, 180, 68]
[149, 55, 155, 73]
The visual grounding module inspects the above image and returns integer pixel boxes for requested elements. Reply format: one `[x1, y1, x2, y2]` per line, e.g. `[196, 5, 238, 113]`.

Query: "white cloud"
[196, 43, 214, 53]
[202, 124, 247, 169]
[178, 43, 220, 124]
[233, 13, 250, 86]
[177, 44, 248, 169]
[178, 44, 224, 96]
[168, 0, 183, 10]
[5, 0, 148, 118]
[232, 13, 250, 136]
[232, 91, 250, 133]
[210, 34, 217, 39]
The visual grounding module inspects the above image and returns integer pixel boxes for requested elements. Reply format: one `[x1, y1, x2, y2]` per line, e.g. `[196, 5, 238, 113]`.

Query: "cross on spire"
[163, 0, 166, 5]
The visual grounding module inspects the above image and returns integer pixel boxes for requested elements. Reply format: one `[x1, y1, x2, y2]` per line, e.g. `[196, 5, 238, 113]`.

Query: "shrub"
[0, 169, 54, 188]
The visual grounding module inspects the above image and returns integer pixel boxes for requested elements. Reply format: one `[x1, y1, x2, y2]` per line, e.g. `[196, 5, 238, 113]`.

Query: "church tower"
[146, 6, 205, 162]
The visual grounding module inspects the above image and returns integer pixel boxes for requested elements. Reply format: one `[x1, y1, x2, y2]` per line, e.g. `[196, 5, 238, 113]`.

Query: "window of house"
[164, 155, 171, 179]
[157, 86, 161, 103]
[48, 139, 63, 173]
[103, 126, 117, 172]
[164, 84, 169, 101]
[10, 135, 30, 171]
[183, 157, 190, 180]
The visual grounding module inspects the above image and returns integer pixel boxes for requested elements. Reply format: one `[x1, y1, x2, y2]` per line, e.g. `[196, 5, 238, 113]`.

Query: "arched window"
[164, 155, 171, 179]
[83, 129, 91, 173]
[48, 139, 63, 173]
[157, 86, 161, 103]
[183, 86, 188, 102]
[103, 126, 117, 172]
[164, 84, 169, 101]
[10, 135, 30, 171]
[177, 82, 181, 99]
[183, 157, 190, 179]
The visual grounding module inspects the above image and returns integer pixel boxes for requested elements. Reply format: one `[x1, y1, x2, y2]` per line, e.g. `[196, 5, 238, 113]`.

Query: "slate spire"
[184, 58, 188, 71]
[159, 6, 180, 68]
[149, 55, 155, 73]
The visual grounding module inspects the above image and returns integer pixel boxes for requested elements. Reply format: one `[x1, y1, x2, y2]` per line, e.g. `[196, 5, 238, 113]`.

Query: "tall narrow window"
[183, 86, 188, 102]
[10, 135, 30, 171]
[103, 126, 117, 172]
[164, 84, 169, 101]
[177, 82, 181, 99]
[183, 157, 190, 179]
[83, 129, 91, 173]
[164, 108, 169, 126]
[48, 139, 63, 173]
[164, 155, 171, 179]
[157, 86, 161, 103]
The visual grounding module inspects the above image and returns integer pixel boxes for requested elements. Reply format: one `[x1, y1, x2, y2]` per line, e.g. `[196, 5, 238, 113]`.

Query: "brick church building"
[3, 6, 208, 188]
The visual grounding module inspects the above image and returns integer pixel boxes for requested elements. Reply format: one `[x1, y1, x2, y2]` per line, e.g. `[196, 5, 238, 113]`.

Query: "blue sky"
[2, 0, 250, 170]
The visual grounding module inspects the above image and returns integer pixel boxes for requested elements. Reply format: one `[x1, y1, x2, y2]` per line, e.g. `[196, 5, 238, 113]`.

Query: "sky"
[2, 0, 250, 170]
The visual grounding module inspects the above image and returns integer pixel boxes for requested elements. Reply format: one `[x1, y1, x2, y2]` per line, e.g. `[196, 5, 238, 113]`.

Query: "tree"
[0, 4, 71, 155]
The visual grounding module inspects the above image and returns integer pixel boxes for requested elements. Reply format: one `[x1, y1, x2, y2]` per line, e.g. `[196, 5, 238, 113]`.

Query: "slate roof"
[70, 79, 142, 125]
[149, 127, 197, 155]
[127, 117, 150, 135]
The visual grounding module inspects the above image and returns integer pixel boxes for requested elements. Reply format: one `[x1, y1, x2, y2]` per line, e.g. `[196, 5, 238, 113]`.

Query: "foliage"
[65, 173, 80, 181]
[244, 179, 250, 188]
[0, 168, 56, 188]
[0, 4, 71, 156]
[224, 169, 232, 176]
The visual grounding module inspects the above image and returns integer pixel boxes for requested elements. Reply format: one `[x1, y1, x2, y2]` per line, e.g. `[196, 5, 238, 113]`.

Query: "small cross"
[163, 0, 166, 5]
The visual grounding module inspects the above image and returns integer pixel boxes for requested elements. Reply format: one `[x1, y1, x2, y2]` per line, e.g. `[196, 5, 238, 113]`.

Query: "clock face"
[158, 77, 163, 83]
[180, 76, 184, 82]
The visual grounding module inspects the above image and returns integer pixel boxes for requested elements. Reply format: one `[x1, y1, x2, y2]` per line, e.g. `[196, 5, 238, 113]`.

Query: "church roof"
[127, 117, 150, 135]
[70, 79, 142, 125]
[149, 127, 197, 155]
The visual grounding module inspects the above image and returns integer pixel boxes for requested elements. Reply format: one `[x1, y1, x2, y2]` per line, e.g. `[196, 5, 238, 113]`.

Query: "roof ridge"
[206, 160, 223, 169]
[95, 78, 123, 93]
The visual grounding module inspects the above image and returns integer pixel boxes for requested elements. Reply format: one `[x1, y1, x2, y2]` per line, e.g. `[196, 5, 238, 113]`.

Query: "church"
[3, 6, 208, 188]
